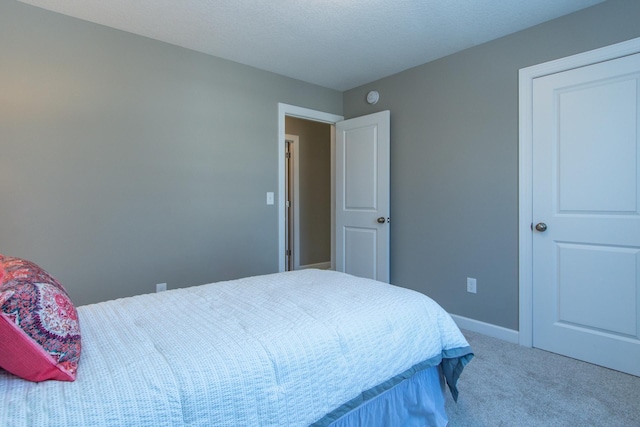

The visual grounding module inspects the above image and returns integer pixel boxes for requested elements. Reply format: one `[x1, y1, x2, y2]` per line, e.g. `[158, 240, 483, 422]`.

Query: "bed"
[0, 262, 473, 427]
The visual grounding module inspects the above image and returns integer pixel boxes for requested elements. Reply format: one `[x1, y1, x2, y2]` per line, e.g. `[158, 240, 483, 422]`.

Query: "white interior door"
[532, 53, 640, 376]
[335, 110, 390, 282]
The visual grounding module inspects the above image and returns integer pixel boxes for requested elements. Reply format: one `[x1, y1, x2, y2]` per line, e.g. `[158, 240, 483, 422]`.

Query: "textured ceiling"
[17, 0, 605, 91]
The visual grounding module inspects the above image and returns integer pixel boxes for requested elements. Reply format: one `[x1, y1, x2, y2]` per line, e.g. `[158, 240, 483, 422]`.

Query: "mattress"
[0, 269, 472, 426]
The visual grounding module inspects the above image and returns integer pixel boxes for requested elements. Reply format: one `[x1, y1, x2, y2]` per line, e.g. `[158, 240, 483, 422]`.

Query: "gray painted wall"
[0, 1, 342, 306]
[285, 117, 331, 267]
[343, 0, 640, 330]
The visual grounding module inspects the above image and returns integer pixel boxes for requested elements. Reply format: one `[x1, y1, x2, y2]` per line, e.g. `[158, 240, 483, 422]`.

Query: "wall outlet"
[156, 283, 167, 293]
[466, 277, 477, 294]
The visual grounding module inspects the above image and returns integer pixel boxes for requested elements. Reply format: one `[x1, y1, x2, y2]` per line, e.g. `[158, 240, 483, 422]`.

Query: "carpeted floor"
[444, 330, 640, 426]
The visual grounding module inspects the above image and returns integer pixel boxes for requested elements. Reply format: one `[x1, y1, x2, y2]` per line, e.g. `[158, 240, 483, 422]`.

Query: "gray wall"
[285, 117, 331, 267]
[343, 0, 640, 330]
[0, 1, 342, 306]
[4, 0, 638, 330]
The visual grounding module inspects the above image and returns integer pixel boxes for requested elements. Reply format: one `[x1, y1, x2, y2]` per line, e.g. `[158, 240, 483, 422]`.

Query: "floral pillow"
[0, 255, 81, 382]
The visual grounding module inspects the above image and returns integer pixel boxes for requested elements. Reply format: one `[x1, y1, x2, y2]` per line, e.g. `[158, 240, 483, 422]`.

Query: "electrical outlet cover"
[466, 278, 477, 294]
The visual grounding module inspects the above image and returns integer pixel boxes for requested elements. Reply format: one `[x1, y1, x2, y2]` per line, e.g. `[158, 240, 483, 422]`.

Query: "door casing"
[518, 36, 640, 347]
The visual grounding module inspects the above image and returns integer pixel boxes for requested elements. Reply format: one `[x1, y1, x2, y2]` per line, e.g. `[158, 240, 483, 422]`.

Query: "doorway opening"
[284, 119, 332, 271]
[277, 104, 344, 272]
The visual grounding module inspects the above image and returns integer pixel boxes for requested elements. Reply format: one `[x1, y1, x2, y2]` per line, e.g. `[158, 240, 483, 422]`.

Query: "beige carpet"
[445, 330, 640, 426]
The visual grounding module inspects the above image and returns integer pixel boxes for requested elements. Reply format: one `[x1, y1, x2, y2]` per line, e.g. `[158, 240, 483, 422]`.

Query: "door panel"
[344, 227, 377, 279]
[532, 53, 640, 376]
[557, 243, 638, 336]
[557, 78, 637, 212]
[344, 126, 378, 210]
[336, 111, 390, 282]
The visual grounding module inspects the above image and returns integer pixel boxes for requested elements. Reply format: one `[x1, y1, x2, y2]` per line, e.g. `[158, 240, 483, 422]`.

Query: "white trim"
[450, 314, 519, 344]
[299, 261, 332, 270]
[518, 36, 640, 348]
[277, 103, 344, 272]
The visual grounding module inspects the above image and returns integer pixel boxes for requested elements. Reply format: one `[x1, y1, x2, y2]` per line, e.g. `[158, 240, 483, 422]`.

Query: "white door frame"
[518, 36, 640, 347]
[277, 103, 344, 273]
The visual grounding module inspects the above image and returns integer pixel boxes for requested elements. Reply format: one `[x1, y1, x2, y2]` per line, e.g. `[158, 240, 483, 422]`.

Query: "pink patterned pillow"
[0, 255, 81, 382]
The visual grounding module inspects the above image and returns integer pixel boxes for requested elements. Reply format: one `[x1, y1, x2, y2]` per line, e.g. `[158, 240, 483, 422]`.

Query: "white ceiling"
[18, 0, 605, 91]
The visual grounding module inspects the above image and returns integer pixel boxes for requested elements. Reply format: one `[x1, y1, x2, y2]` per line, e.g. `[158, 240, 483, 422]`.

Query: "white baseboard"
[299, 262, 331, 270]
[450, 314, 519, 344]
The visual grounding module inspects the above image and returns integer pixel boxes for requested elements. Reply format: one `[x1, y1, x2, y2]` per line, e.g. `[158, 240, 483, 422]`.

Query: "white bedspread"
[0, 269, 470, 426]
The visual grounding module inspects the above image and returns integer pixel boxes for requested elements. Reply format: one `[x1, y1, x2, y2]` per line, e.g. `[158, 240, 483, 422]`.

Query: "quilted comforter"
[0, 269, 472, 426]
